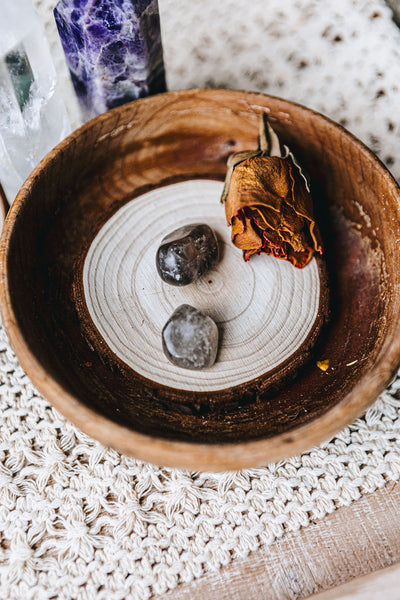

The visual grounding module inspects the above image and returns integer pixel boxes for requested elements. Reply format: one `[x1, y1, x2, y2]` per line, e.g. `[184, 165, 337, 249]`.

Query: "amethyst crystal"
[162, 305, 219, 370]
[54, 0, 166, 120]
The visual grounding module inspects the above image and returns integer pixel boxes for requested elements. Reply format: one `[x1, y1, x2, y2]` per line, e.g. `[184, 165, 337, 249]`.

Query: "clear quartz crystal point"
[0, 0, 71, 204]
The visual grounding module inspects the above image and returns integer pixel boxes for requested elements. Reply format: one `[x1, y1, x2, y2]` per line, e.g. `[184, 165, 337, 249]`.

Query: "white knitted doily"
[1, 1, 400, 599]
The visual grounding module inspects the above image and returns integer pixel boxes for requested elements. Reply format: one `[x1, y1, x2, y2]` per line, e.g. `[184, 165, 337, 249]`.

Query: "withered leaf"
[222, 114, 323, 268]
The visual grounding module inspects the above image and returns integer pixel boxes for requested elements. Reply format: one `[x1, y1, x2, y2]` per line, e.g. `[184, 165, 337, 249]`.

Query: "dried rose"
[221, 114, 323, 268]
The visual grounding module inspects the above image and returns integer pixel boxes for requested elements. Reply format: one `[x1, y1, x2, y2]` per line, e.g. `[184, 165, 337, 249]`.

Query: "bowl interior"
[2, 89, 400, 467]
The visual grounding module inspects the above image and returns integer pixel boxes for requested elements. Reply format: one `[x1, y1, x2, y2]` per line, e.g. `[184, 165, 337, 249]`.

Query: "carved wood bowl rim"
[1, 89, 400, 471]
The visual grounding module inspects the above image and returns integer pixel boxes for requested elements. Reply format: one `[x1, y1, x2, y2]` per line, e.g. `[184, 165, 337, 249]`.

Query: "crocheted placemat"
[1, 1, 400, 599]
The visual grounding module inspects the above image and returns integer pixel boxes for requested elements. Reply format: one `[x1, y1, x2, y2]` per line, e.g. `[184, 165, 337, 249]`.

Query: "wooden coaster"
[82, 179, 325, 394]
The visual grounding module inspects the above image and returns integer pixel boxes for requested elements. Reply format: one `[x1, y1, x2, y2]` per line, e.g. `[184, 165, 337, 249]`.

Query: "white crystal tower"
[0, 0, 71, 203]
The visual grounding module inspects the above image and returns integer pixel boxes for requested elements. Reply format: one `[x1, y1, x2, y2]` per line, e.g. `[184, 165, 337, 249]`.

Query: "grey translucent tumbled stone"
[156, 223, 219, 286]
[162, 304, 219, 370]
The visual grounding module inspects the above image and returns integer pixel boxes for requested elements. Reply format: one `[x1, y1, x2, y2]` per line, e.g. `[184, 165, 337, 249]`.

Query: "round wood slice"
[82, 179, 325, 393]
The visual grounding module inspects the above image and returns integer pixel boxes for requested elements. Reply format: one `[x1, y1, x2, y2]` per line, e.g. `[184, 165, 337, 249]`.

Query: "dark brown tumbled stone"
[156, 223, 219, 286]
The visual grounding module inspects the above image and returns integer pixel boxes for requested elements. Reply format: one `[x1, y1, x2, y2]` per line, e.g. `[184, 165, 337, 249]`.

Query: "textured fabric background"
[1, 1, 400, 598]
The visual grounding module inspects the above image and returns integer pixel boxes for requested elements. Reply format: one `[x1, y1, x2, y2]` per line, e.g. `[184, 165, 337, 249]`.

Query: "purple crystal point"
[54, 0, 166, 120]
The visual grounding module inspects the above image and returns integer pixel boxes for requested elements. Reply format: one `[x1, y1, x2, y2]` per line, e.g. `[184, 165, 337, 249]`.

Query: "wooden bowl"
[1, 89, 400, 470]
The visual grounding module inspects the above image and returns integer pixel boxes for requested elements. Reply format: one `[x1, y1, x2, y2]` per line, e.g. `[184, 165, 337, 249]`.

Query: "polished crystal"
[0, 0, 71, 203]
[54, 0, 166, 121]
[162, 304, 219, 370]
[156, 223, 219, 286]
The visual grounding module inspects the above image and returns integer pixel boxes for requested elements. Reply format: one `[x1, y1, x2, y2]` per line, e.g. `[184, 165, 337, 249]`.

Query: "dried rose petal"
[317, 359, 330, 371]
[222, 115, 323, 268]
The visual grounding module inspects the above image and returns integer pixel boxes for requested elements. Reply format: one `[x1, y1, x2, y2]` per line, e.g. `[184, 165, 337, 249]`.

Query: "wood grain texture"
[82, 179, 322, 392]
[1, 89, 400, 469]
[162, 481, 400, 600]
[308, 562, 400, 600]
[0, 184, 8, 230]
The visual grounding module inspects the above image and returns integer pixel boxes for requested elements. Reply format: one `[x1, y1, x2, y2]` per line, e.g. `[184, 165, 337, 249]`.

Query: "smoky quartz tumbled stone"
[162, 304, 219, 370]
[156, 223, 219, 286]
